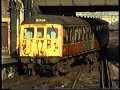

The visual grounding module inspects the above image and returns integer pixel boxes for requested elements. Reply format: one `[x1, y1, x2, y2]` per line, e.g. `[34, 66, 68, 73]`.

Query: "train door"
[20, 25, 35, 57]
[45, 24, 62, 57]
[2, 22, 8, 55]
[36, 27, 45, 56]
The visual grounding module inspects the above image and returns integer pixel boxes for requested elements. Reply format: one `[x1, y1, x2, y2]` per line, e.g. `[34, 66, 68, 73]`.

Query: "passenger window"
[79, 27, 83, 41]
[63, 27, 69, 44]
[85, 27, 88, 41]
[77, 27, 81, 41]
[24, 28, 34, 39]
[88, 27, 91, 40]
[91, 30, 94, 39]
[83, 27, 86, 41]
[75, 27, 79, 42]
[71, 28, 75, 43]
[47, 27, 58, 39]
[81, 27, 84, 41]
[66, 28, 70, 43]
[37, 28, 44, 38]
[69, 28, 71, 43]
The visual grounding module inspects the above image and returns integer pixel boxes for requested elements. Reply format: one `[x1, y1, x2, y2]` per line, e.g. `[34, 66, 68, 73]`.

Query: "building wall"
[2, 0, 10, 18]
[2, 0, 10, 54]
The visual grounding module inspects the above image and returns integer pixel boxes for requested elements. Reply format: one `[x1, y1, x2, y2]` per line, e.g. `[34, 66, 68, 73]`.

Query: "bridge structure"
[33, 0, 118, 6]
[23, 0, 119, 16]
[76, 12, 119, 24]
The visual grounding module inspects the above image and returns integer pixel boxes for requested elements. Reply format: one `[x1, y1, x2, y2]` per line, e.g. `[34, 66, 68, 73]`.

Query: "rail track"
[99, 59, 113, 89]
[2, 56, 118, 89]
[71, 66, 83, 89]
[2, 61, 97, 89]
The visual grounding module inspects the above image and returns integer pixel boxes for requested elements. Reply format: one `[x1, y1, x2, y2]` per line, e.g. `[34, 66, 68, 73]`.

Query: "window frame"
[24, 27, 34, 39]
[37, 27, 44, 38]
[47, 27, 58, 39]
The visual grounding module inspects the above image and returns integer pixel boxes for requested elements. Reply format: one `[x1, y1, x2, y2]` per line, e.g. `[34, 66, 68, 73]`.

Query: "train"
[18, 14, 109, 75]
[2, 14, 109, 79]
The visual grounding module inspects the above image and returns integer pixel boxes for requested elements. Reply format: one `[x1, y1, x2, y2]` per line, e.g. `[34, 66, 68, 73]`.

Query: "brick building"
[2, 0, 10, 55]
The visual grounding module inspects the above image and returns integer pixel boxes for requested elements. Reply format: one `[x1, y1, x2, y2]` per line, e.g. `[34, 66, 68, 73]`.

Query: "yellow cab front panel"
[20, 24, 63, 57]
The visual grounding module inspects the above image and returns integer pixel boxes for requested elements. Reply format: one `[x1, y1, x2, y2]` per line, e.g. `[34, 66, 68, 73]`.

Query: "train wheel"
[23, 64, 28, 74]
[83, 57, 89, 65]
[32, 69, 36, 76]
[57, 60, 69, 74]
[53, 70, 59, 76]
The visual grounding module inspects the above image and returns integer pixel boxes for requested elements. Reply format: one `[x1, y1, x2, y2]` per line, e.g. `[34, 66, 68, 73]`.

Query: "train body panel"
[20, 24, 63, 57]
[16, 14, 109, 75]
[19, 15, 103, 60]
[62, 40, 100, 57]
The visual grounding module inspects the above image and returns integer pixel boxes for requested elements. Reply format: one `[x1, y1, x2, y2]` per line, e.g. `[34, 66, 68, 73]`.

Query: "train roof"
[21, 14, 89, 26]
[81, 17, 109, 26]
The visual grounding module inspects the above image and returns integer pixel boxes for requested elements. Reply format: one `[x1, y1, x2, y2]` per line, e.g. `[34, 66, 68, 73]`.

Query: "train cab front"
[19, 24, 63, 64]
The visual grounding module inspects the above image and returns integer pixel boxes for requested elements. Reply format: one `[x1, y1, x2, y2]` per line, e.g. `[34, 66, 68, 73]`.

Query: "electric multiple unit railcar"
[19, 14, 109, 75]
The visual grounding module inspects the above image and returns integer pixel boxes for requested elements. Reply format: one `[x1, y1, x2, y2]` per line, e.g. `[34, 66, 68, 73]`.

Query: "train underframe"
[20, 50, 99, 76]
[2, 50, 99, 80]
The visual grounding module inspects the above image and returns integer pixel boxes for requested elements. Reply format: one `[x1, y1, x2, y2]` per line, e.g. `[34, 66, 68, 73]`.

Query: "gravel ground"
[2, 58, 119, 89]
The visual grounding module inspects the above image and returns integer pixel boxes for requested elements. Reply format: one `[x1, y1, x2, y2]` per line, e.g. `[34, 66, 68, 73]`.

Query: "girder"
[33, 0, 118, 6]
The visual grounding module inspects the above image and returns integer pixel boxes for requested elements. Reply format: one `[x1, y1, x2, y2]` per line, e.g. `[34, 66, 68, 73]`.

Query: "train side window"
[69, 27, 71, 43]
[71, 27, 75, 43]
[97, 25, 101, 31]
[63, 28, 66, 44]
[83, 27, 87, 41]
[87, 27, 91, 40]
[75, 27, 79, 42]
[66, 27, 70, 44]
[76, 27, 79, 42]
[74, 27, 77, 42]
[79, 27, 82, 41]
[68, 28, 70, 43]
[81, 27, 85, 41]
[88, 27, 92, 40]
[85, 26, 89, 41]
[91, 30, 95, 40]
[77, 27, 81, 41]
[69, 27, 73, 43]
[64, 27, 69, 44]
[37, 28, 44, 38]
[24, 28, 34, 39]
[64, 27, 68, 44]
[47, 27, 58, 39]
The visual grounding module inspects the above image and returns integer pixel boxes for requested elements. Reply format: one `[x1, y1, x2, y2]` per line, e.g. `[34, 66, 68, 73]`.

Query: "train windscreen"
[24, 28, 34, 39]
[37, 28, 44, 38]
[47, 27, 58, 39]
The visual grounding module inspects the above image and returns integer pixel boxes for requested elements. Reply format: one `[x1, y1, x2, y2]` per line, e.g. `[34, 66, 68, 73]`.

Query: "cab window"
[47, 27, 58, 39]
[37, 28, 44, 38]
[24, 28, 34, 39]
